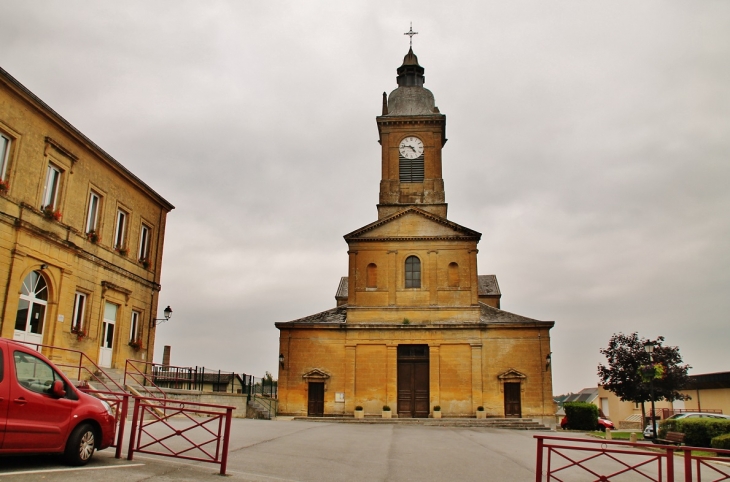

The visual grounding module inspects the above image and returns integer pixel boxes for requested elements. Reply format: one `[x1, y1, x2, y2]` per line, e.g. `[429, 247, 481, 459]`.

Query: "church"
[276, 45, 555, 420]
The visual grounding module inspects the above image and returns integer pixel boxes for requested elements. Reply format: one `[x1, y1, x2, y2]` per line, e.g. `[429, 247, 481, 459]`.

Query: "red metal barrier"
[535, 435, 730, 482]
[79, 388, 130, 459]
[535, 435, 673, 481]
[12, 340, 126, 393]
[127, 396, 234, 475]
[682, 446, 730, 482]
[124, 359, 167, 399]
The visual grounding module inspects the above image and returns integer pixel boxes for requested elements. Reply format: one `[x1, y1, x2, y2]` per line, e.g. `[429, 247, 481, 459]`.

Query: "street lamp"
[279, 353, 285, 369]
[151, 305, 173, 327]
[644, 341, 657, 439]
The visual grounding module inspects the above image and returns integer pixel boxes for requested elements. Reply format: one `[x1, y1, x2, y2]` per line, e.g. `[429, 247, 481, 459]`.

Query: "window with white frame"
[0, 133, 10, 181]
[138, 224, 150, 260]
[114, 209, 127, 249]
[86, 191, 101, 233]
[130, 310, 140, 342]
[72, 292, 87, 333]
[41, 164, 62, 209]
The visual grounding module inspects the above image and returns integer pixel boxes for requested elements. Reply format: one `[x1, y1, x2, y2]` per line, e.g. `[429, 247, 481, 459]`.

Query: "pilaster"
[344, 345, 356, 412]
[471, 343, 483, 410]
[429, 345, 440, 409]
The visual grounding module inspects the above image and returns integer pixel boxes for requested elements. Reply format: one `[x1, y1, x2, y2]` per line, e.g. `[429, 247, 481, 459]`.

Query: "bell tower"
[376, 48, 448, 220]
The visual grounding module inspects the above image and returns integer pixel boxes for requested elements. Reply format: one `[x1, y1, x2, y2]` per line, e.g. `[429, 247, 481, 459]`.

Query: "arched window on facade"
[448, 262, 460, 287]
[14, 270, 49, 344]
[366, 263, 377, 289]
[405, 256, 421, 288]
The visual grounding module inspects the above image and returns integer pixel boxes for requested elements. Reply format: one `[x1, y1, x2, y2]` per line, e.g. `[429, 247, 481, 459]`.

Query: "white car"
[644, 412, 730, 438]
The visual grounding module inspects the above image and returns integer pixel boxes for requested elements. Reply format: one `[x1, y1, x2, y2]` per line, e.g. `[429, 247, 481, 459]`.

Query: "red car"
[0, 338, 115, 465]
[561, 416, 615, 431]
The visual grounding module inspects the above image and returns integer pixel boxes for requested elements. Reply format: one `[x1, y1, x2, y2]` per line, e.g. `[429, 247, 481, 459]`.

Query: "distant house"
[562, 371, 730, 430]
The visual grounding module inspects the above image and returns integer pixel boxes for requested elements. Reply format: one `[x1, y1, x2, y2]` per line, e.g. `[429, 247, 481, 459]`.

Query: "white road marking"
[0, 463, 145, 476]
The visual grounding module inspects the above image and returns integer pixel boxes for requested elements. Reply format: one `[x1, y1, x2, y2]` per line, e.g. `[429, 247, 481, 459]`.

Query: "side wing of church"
[276, 48, 555, 419]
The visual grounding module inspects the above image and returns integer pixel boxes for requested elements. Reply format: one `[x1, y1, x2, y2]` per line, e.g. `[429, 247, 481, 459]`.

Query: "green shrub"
[662, 419, 730, 447]
[711, 433, 730, 451]
[477, 406, 484, 411]
[355, 406, 363, 411]
[433, 405, 441, 411]
[382, 405, 391, 411]
[564, 402, 599, 431]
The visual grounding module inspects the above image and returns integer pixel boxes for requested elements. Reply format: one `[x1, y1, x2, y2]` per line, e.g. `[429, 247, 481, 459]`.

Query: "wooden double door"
[504, 382, 522, 418]
[308, 382, 324, 417]
[397, 345, 430, 418]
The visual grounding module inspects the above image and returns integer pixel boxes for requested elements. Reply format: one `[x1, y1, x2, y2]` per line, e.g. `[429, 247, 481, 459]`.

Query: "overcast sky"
[2, 1, 728, 395]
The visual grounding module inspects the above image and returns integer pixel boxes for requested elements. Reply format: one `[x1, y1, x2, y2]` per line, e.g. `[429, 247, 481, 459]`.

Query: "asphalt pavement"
[0, 419, 705, 481]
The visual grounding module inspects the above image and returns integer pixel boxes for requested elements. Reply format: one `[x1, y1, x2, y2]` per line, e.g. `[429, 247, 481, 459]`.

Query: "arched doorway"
[13, 270, 49, 347]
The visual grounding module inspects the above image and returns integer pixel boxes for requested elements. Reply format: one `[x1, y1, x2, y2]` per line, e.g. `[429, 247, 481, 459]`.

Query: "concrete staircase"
[293, 417, 552, 430]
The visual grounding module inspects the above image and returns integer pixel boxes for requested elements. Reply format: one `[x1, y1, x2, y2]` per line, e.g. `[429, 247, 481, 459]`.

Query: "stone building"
[276, 49, 555, 419]
[0, 66, 173, 369]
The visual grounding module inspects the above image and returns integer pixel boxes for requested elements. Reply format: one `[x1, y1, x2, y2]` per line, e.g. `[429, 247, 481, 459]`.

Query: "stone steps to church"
[292, 417, 552, 430]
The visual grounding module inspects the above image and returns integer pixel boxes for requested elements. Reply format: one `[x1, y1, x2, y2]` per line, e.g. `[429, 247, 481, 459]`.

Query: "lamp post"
[151, 305, 173, 327]
[644, 341, 657, 439]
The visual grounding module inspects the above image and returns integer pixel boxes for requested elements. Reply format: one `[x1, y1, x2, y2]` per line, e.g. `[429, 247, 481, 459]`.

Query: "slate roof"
[478, 302, 551, 325]
[562, 387, 599, 404]
[335, 277, 348, 300]
[279, 305, 348, 324]
[477, 275, 500, 296]
[688, 372, 730, 390]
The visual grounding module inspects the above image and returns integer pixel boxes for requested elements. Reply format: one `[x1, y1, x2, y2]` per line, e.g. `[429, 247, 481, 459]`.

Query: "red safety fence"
[124, 359, 167, 399]
[127, 396, 234, 475]
[13, 340, 126, 393]
[535, 435, 730, 482]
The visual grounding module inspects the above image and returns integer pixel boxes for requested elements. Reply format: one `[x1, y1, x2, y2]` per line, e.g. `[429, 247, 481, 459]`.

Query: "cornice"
[344, 206, 481, 241]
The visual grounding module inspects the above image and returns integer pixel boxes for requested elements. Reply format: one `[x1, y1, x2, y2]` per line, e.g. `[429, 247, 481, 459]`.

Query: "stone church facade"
[276, 49, 555, 419]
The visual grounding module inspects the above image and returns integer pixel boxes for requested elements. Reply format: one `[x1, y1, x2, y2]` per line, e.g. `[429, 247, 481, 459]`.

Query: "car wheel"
[64, 423, 96, 466]
[599, 425, 606, 432]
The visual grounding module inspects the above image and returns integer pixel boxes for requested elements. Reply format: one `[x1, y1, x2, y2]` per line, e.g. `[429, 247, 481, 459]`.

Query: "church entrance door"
[307, 382, 324, 417]
[504, 382, 522, 418]
[397, 345, 429, 418]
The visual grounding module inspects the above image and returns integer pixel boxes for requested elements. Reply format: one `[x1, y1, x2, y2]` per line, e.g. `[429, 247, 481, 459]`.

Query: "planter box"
[476, 411, 486, 419]
[354, 410, 364, 419]
[382, 411, 392, 419]
[433, 411, 442, 419]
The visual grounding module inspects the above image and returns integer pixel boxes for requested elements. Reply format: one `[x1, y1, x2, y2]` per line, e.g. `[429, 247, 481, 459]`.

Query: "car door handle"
[13, 397, 27, 405]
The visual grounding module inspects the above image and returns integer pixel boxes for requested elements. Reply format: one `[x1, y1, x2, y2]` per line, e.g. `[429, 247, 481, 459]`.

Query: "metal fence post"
[535, 436, 544, 482]
[219, 407, 234, 475]
[127, 397, 141, 461]
[666, 447, 674, 482]
[684, 448, 693, 482]
[115, 394, 129, 459]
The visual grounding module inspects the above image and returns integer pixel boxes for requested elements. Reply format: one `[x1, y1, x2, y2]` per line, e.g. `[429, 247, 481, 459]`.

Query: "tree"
[597, 333, 691, 421]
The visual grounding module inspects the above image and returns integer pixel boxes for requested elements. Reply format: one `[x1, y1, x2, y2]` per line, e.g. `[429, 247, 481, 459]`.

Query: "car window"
[13, 350, 65, 395]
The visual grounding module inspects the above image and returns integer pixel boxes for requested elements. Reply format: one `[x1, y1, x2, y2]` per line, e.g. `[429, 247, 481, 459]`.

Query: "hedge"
[661, 419, 730, 448]
[711, 433, 730, 451]
[564, 402, 598, 431]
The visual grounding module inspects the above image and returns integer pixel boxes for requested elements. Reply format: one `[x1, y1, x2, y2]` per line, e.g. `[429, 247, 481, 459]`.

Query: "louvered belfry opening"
[399, 154, 424, 183]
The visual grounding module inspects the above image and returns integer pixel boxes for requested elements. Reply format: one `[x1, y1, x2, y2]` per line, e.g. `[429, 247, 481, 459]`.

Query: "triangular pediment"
[302, 369, 330, 380]
[497, 368, 527, 380]
[344, 207, 481, 241]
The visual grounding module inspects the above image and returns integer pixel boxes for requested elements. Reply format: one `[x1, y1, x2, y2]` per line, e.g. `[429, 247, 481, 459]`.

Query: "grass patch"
[588, 431, 645, 441]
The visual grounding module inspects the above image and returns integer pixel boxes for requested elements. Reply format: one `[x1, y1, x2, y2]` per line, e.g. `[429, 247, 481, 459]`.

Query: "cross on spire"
[404, 22, 418, 48]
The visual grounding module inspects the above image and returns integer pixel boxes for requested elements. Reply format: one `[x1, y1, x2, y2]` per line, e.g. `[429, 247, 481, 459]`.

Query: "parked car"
[0, 338, 116, 465]
[560, 416, 615, 431]
[643, 412, 730, 439]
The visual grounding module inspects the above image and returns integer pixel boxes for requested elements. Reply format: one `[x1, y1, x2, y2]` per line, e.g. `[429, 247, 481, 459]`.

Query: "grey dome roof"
[387, 86, 437, 116]
[383, 48, 441, 116]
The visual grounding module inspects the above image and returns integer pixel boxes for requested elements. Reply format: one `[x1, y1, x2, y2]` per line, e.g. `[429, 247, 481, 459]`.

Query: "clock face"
[399, 136, 424, 159]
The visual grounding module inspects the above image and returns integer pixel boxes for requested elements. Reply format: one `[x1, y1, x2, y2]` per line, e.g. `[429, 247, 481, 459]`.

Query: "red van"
[0, 338, 115, 465]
